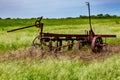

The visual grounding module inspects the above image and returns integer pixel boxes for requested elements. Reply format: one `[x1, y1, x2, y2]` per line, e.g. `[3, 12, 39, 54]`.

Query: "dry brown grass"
[0, 44, 120, 63]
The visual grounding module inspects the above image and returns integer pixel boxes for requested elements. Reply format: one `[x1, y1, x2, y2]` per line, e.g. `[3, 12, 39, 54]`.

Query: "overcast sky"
[0, 0, 120, 18]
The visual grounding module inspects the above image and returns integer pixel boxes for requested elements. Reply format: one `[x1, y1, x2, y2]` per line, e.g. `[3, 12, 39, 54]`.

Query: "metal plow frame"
[7, 2, 116, 53]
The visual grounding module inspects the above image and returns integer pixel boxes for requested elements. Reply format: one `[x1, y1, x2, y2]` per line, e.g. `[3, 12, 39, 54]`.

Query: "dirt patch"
[0, 44, 120, 62]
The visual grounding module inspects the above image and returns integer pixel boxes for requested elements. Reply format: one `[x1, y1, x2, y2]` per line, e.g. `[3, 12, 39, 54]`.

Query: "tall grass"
[0, 54, 120, 80]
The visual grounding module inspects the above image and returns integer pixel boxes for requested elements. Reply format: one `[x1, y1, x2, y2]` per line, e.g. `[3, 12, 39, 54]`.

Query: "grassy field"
[0, 18, 120, 80]
[0, 18, 120, 53]
[0, 55, 120, 80]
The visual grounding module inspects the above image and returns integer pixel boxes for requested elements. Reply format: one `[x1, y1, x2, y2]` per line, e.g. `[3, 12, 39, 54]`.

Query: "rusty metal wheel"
[91, 36, 103, 52]
[35, 16, 43, 27]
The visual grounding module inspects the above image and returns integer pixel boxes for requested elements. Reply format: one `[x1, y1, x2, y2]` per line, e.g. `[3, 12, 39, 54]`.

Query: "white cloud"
[0, 0, 120, 18]
[19, 0, 84, 10]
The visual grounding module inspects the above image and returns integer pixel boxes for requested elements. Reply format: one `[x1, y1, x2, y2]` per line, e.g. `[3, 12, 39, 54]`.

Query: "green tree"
[104, 14, 111, 18]
[6, 17, 11, 19]
[112, 15, 117, 18]
[97, 14, 104, 18]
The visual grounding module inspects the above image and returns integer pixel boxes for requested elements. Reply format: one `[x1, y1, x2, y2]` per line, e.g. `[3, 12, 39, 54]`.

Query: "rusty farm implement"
[7, 2, 116, 53]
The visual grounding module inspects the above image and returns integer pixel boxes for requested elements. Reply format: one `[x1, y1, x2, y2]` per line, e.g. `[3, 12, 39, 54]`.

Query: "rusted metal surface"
[43, 33, 116, 38]
[7, 2, 116, 53]
[7, 25, 35, 32]
[91, 36, 103, 52]
[43, 33, 88, 37]
[95, 35, 116, 38]
[7, 16, 43, 32]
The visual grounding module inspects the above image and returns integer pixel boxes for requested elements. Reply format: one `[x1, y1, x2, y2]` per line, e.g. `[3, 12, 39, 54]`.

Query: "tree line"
[0, 14, 120, 19]
[79, 14, 120, 19]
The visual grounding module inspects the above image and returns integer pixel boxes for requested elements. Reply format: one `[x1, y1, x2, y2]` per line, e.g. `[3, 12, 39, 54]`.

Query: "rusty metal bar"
[42, 38, 85, 42]
[86, 2, 92, 31]
[43, 33, 116, 38]
[7, 16, 43, 32]
[95, 35, 116, 38]
[7, 25, 35, 32]
[43, 33, 88, 37]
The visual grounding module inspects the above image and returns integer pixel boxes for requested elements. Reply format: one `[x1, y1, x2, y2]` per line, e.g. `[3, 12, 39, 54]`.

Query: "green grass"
[0, 18, 120, 27]
[0, 54, 120, 80]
